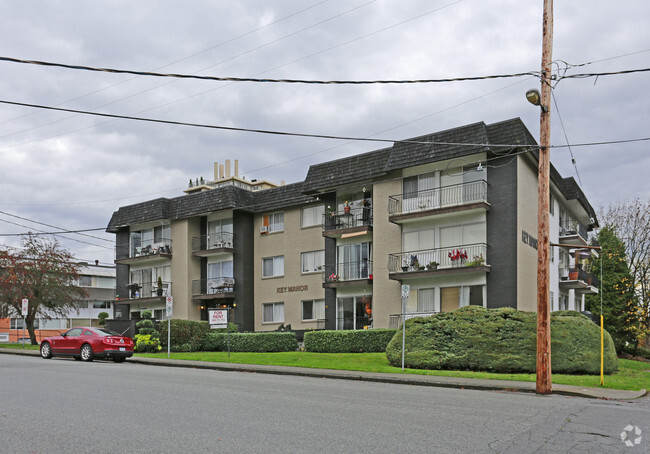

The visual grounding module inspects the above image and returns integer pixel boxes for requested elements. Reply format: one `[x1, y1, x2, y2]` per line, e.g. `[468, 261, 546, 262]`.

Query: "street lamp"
[526, 89, 548, 113]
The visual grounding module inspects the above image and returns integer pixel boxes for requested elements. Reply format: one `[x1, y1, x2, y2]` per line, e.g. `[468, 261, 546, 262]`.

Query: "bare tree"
[0, 235, 87, 344]
[598, 198, 650, 347]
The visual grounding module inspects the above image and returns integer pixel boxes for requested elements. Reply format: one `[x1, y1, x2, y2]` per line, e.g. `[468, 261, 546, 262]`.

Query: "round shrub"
[385, 306, 618, 374]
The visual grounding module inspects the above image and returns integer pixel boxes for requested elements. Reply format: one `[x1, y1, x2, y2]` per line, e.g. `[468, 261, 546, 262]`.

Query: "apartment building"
[106, 118, 599, 333]
[0, 262, 116, 342]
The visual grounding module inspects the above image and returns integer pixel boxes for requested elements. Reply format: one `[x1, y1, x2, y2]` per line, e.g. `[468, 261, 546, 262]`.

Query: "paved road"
[0, 355, 648, 453]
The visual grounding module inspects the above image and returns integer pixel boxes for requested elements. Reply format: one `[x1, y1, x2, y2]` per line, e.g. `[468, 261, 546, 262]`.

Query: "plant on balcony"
[344, 201, 352, 213]
[426, 261, 439, 270]
[156, 276, 164, 296]
[401, 260, 409, 272]
[328, 273, 339, 282]
[465, 255, 485, 267]
[449, 249, 468, 264]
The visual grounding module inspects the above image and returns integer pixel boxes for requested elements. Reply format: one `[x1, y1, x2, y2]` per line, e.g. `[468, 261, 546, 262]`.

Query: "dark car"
[40, 327, 134, 362]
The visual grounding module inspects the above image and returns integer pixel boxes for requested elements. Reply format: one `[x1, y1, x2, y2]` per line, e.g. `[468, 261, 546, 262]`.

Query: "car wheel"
[80, 344, 94, 362]
[40, 342, 52, 359]
[113, 357, 126, 363]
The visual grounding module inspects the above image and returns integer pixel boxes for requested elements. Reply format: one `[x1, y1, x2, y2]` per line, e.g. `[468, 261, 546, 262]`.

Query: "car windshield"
[94, 328, 122, 337]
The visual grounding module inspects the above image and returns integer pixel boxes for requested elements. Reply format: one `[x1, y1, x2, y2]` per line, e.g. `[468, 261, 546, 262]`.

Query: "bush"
[97, 312, 109, 327]
[385, 306, 618, 374]
[202, 332, 298, 352]
[159, 319, 211, 352]
[134, 334, 162, 353]
[304, 329, 397, 353]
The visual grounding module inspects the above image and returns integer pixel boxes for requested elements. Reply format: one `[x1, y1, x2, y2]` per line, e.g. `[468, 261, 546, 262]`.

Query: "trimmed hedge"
[385, 306, 618, 374]
[304, 329, 397, 353]
[159, 319, 212, 351]
[202, 332, 298, 352]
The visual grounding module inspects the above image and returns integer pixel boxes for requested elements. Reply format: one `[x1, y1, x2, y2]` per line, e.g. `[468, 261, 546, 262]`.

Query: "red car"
[40, 327, 134, 362]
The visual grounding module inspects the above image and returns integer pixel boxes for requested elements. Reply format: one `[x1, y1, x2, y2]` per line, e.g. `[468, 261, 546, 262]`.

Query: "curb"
[2, 348, 646, 400]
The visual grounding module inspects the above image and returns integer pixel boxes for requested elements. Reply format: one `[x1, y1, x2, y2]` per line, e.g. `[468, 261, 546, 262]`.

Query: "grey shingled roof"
[106, 186, 255, 232]
[253, 182, 315, 212]
[384, 121, 491, 171]
[302, 147, 391, 194]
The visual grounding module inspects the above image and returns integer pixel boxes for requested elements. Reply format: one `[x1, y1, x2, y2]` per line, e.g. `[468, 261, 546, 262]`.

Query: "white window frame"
[263, 302, 284, 323]
[262, 256, 284, 278]
[302, 299, 325, 321]
[301, 250, 325, 273]
[302, 205, 325, 228]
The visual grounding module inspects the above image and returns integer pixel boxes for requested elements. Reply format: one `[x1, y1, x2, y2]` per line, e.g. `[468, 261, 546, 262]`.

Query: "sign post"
[21, 299, 28, 349]
[400, 285, 410, 370]
[209, 308, 230, 357]
[165, 296, 173, 359]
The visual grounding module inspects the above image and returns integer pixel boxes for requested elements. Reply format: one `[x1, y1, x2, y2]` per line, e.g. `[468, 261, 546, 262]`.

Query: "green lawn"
[137, 351, 650, 391]
[4, 343, 646, 391]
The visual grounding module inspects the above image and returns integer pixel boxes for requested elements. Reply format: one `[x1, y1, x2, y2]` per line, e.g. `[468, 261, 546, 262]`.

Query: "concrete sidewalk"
[2, 347, 646, 400]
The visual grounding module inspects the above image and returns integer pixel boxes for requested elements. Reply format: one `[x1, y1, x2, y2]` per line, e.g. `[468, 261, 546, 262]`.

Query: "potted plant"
[344, 201, 351, 213]
[156, 276, 164, 296]
[401, 260, 409, 272]
[427, 261, 439, 270]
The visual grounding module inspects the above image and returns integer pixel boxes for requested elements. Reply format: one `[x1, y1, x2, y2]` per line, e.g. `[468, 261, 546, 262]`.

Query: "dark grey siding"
[233, 210, 255, 331]
[486, 155, 518, 308]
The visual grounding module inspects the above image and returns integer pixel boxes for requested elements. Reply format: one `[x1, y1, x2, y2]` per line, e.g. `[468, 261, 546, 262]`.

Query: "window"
[302, 300, 325, 321]
[262, 256, 284, 278]
[337, 243, 370, 280]
[549, 193, 555, 215]
[262, 212, 284, 233]
[417, 288, 436, 312]
[301, 250, 324, 273]
[403, 172, 436, 211]
[207, 219, 233, 246]
[302, 205, 325, 228]
[131, 224, 170, 255]
[336, 296, 372, 330]
[93, 301, 111, 309]
[78, 275, 92, 287]
[263, 302, 284, 323]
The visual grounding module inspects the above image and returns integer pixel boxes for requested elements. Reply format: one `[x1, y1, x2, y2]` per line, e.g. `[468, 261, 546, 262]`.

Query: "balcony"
[388, 243, 489, 279]
[192, 277, 235, 300]
[322, 206, 372, 238]
[559, 268, 599, 294]
[192, 233, 235, 257]
[388, 180, 489, 222]
[115, 281, 172, 303]
[389, 311, 438, 328]
[115, 239, 172, 264]
[336, 316, 373, 330]
[559, 220, 588, 246]
[323, 261, 373, 288]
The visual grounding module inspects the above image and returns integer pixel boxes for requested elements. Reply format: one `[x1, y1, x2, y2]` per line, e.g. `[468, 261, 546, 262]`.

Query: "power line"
[0, 217, 111, 249]
[0, 55, 541, 85]
[3, 98, 649, 150]
[0, 210, 112, 243]
[0, 228, 106, 237]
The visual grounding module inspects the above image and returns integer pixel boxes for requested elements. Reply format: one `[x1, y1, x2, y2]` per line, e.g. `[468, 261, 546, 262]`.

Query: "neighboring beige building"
[106, 118, 599, 333]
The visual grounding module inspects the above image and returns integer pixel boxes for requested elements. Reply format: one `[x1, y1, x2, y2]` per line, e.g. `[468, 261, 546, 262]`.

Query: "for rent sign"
[209, 309, 228, 329]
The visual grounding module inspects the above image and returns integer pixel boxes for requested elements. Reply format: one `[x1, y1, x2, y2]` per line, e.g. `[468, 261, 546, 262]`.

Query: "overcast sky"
[0, 0, 648, 266]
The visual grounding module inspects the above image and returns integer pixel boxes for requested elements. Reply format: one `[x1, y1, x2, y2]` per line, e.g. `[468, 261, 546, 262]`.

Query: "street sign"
[21, 299, 28, 316]
[165, 296, 173, 318]
[401, 285, 410, 299]
[209, 309, 228, 329]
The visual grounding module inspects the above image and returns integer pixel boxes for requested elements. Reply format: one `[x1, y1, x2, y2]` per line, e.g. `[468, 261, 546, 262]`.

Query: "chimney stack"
[225, 159, 231, 178]
[234, 160, 239, 177]
[214, 162, 219, 180]
[219, 164, 224, 179]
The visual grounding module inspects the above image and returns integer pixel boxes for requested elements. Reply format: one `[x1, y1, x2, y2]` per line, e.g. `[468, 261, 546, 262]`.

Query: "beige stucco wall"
[371, 177, 403, 328]
[170, 218, 202, 320]
[516, 156, 540, 312]
[253, 204, 326, 331]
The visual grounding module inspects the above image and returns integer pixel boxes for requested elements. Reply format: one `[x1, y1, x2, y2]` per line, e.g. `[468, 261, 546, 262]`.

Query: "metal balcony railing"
[388, 243, 487, 273]
[568, 268, 599, 288]
[192, 277, 235, 296]
[191, 232, 235, 252]
[559, 220, 587, 240]
[323, 261, 373, 283]
[115, 238, 173, 260]
[388, 180, 487, 216]
[323, 206, 372, 231]
[116, 281, 172, 300]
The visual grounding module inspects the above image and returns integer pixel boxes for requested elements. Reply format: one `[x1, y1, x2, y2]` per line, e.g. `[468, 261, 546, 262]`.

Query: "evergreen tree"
[586, 226, 638, 352]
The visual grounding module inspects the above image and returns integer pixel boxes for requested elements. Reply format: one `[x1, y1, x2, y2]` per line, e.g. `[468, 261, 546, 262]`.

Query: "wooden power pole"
[536, 0, 554, 395]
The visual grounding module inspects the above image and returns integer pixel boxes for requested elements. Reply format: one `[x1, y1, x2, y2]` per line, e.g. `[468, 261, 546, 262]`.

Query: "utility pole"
[536, 0, 554, 395]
